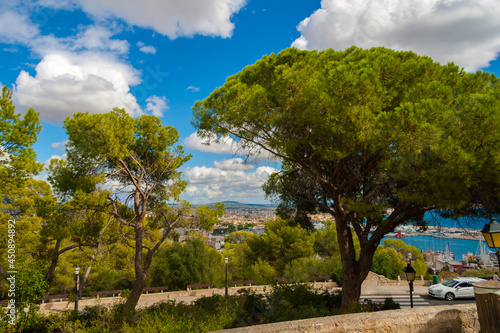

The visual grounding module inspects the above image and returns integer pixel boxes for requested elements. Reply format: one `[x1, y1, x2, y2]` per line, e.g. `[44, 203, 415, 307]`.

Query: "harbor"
[384, 225, 499, 272]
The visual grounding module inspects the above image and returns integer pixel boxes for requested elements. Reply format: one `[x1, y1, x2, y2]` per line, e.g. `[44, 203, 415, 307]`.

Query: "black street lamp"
[481, 218, 500, 265]
[74, 266, 80, 311]
[403, 262, 416, 308]
[224, 256, 229, 297]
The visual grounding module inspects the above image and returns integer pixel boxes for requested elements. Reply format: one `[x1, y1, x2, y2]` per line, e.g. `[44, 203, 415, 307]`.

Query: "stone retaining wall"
[210, 304, 479, 333]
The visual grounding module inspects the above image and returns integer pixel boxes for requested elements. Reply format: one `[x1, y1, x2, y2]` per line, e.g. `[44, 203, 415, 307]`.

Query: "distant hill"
[201, 201, 277, 209]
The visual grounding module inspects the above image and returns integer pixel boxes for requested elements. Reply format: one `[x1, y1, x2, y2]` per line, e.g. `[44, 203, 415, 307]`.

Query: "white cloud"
[214, 158, 254, 171]
[182, 165, 278, 203]
[51, 140, 68, 149]
[184, 132, 281, 164]
[0, 9, 40, 44]
[3, 0, 249, 123]
[139, 45, 157, 54]
[75, 0, 247, 39]
[14, 52, 142, 122]
[137, 42, 157, 54]
[73, 26, 129, 54]
[145, 95, 168, 117]
[293, 0, 500, 71]
[184, 132, 240, 154]
[187, 85, 200, 92]
[0, 14, 146, 122]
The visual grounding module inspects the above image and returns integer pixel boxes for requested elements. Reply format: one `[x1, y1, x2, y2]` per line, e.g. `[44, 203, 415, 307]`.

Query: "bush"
[463, 268, 494, 278]
[120, 289, 131, 299]
[381, 297, 401, 310]
[9, 284, 405, 332]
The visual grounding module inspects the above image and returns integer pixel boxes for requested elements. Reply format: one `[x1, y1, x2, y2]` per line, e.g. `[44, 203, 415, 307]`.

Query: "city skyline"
[1, 0, 500, 204]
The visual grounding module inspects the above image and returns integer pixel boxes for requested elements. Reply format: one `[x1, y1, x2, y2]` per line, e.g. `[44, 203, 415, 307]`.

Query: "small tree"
[0, 86, 42, 187]
[49, 109, 224, 320]
[14, 261, 49, 329]
[0, 85, 42, 281]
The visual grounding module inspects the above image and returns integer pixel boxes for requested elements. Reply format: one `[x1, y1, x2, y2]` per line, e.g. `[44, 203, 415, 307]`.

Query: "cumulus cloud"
[2, 0, 249, 122]
[145, 95, 168, 117]
[182, 165, 278, 203]
[75, 0, 247, 39]
[184, 132, 281, 163]
[72, 26, 129, 54]
[0, 7, 145, 122]
[0, 9, 39, 44]
[137, 42, 157, 54]
[293, 0, 500, 71]
[184, 132, 240, 155]
[214, 158, 254, 171]
[14, 52, 142, 122]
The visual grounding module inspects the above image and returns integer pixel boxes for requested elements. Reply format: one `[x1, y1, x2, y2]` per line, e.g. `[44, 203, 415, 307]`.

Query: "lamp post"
[481, 218, 500, 265]
[74, 266, 80, 311]
[224, 256, 229, 297]
[403, 262, 416, 308]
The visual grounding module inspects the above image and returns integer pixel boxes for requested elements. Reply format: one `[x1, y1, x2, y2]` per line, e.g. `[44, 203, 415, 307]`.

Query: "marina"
[383, 226, 499, 271]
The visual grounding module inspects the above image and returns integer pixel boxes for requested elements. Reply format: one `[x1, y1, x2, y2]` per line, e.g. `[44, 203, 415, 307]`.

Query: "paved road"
[421, 294, 476, 307]
[39, 283, 478, 313]
[360, 294, 429, 308]
[360, 294, 476, 308]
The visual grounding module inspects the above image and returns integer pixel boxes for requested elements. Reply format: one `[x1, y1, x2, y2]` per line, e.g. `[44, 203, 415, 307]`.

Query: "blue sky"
[1, 0, 500, 204]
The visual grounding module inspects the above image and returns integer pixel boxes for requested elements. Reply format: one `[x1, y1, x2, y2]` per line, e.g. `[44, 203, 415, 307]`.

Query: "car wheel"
[445, 292, 455, 301]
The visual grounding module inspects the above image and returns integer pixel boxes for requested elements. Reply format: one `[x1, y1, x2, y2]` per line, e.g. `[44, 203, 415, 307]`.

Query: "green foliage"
[3, 285, 405, 332]
[248, 258, 278, 285]
[0, 179, 49, 293]
[381, 297, 401, 310]
[382, 239, 428, 277]
[221, 220, 343, 284]
[0, 86, 42, 187]
[264, 283, 332, 323]
[193, 46, 500, 305]
[224, 231, 253, 245]
[1, 261, 49, 331]
[148, 238, 224, 290]
[462, 268, 494, 278]
[48, 110, 225, 318]
[372, 246, 406, 280]
[245, 218, 315, 273]
[283, 256, 340, 284]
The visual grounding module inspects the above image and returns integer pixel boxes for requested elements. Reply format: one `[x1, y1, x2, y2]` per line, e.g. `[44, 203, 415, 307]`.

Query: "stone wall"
[210, 304, 479, 333]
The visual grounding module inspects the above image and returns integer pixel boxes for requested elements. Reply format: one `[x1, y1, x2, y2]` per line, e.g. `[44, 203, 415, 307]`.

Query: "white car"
[428, 277, 485, 301]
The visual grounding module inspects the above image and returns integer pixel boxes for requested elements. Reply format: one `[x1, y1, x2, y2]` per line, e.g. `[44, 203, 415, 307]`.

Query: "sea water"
[381, 212, 496, 260]
[382, 235, 483, 260]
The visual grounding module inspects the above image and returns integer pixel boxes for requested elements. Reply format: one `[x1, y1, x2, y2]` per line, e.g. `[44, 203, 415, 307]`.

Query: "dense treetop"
[193, 46, 500, 304]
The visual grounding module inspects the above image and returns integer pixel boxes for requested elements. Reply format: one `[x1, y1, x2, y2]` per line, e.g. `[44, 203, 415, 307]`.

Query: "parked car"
[428, 277, 485, 301]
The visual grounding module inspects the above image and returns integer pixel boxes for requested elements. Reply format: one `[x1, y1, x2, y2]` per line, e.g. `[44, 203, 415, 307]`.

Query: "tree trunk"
[339, 253, 374, 306]
[80, 266, 92, 298]
[335, 212, 377, 306]
[122, 272, 146, 319]
[0, 264, 8, 280]
[121, 223, 147, 321]
[44, 240, 62, 293]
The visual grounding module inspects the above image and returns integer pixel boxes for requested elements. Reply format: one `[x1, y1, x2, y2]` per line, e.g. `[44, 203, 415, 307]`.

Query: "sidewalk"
[39, 282, 430, 313]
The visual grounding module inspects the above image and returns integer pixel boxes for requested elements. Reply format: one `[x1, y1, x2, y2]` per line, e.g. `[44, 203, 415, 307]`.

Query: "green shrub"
[6, 285, 406, 332]
[120, 289, 131, 299]
[463, 268, 494, 278]
[381, 297, 401, 310]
